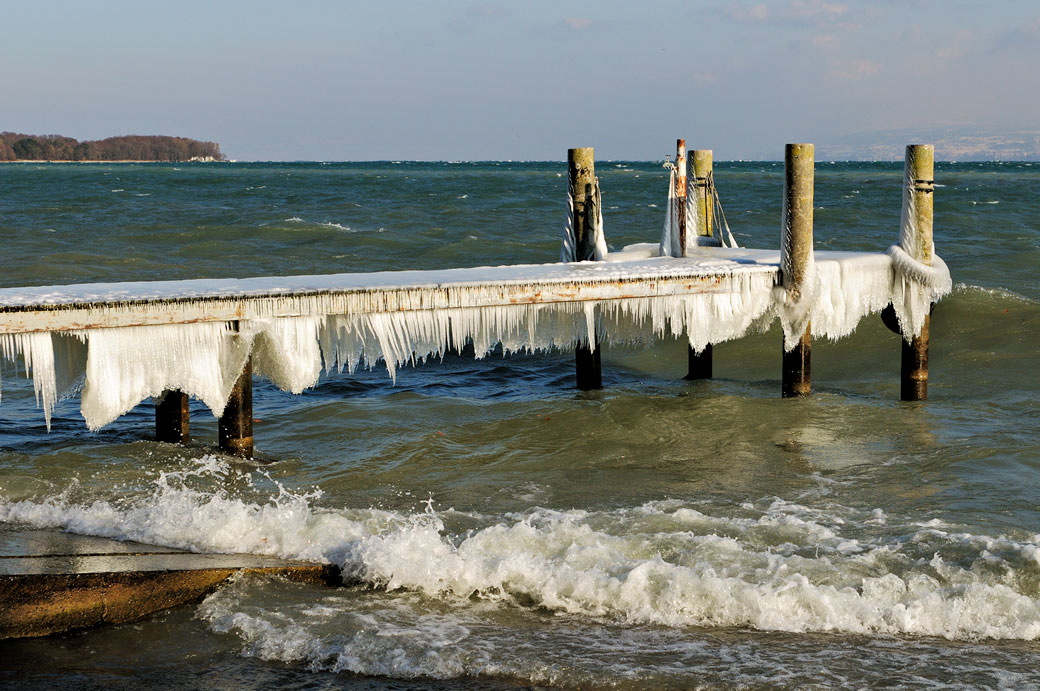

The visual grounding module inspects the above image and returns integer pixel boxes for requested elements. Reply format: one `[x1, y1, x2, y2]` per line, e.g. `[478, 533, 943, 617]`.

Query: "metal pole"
[901, 144, 934, 401]
[676, 139, 687, 256]
[781, 143, 814, 398]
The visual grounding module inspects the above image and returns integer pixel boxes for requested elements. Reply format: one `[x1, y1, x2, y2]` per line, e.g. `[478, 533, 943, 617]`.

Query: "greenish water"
[1, 161, 1039, 689]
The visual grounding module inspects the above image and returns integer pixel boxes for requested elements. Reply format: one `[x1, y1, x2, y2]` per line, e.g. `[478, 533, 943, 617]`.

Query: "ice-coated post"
[675, 139, 688, 256]
[155, 390, 189, 444]
[219, 358, 253, 457]
[568, 147, 602, 390]
[691, 149, 714, 240]
[568, 147, 598, 262]
[781, 143, 814, 398]
[902, 144, 934, 401]
[686, 148, 714, 380]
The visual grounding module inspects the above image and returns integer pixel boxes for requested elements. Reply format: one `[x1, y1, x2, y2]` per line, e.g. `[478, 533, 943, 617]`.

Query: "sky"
[3, 0, 1038, 160]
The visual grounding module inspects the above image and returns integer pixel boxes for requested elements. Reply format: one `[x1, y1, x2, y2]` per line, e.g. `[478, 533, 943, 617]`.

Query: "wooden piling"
[691, 149, 714, 240]
[781, 143, 814, 398]
[901, 144, 934, 401]
[676, 139, 688, 256]
[155, 390, 189, 444]
[568, 147, 602, 390]
[686, 345, 712, 380]
[686, 148, 714, 379]
[567, 147, 599, 262]
[218, 358, 253, 457]
[575, 343, 602, 390]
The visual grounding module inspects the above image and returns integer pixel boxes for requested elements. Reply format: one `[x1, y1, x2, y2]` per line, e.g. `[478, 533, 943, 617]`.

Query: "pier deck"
[0, 246, 794, 333]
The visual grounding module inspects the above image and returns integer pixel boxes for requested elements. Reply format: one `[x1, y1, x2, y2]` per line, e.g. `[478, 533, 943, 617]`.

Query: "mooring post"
[676, 139, 688, 256]
[781, 143, 814, 398]
[686, 148, 714, 380]
[568, 147, 602, 390]
[219, 357, 253, 457]
[691, 149, 714, 241]
[155, 390, 189, 444]
[901, 144, 934, 401]
[568, 147, 598, 262]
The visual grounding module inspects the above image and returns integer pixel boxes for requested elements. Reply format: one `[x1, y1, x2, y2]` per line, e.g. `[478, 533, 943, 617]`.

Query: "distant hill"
[818, 127, 1040, 162]
[0, 133, 225, 162]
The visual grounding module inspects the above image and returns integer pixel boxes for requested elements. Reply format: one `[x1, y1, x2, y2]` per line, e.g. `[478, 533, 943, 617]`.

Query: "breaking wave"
[3, 456, 1040, 643]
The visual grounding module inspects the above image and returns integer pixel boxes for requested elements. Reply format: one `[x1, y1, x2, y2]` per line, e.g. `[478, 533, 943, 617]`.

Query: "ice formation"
[560, 188, 608, 263]
[0, 243, 950, 430]
[659, 166, 739, 257]
[890, 159, 953, 340]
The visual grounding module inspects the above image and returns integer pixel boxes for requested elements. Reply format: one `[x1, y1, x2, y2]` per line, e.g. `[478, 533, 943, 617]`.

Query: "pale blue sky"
[3, 1, 1037, 160]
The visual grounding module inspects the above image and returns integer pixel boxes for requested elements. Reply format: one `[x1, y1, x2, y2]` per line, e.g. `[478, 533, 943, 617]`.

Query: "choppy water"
[1, 160, 1038, 689]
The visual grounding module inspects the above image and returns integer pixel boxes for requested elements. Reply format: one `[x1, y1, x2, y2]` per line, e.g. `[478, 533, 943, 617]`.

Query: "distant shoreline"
[2, 158, 1036, 165]
[0, 159, 221, 164]
[1, 133, 225, 163]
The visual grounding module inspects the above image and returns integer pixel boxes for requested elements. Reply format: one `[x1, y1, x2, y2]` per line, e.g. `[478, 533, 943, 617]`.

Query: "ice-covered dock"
[0, 246, 946, 426]
[0, 142, 951, 456]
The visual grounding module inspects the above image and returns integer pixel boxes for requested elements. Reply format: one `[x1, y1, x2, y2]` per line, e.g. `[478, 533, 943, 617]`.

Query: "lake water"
[1, 160, 1039, 689]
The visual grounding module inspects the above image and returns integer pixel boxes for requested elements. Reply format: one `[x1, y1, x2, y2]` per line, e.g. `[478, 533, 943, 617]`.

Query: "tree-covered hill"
[0, 133, 224, 161]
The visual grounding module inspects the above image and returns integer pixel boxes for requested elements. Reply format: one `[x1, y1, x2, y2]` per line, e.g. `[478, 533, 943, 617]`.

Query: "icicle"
[560, 191, 576, 263]
[723, 221, 738, 249]
[0, 332, 86, 430]
[78, 321, 250, 430]
[251, 316, 324, 393]
[888, 245, 952, 340]
[659, 167, 682, 257]
[686, 185, 713, 249]
[590, 181, 608, 261]
[561, 185, 607, 262]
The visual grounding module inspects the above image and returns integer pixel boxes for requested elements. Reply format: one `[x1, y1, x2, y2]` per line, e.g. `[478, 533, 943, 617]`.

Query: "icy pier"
[0, 247, 945, 423]
[0, 142, 951, 457]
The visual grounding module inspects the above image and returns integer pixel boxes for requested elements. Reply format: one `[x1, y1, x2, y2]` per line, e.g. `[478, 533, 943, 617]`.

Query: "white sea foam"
[197, 585, 575, 683]
[3, 457, 1040, 642]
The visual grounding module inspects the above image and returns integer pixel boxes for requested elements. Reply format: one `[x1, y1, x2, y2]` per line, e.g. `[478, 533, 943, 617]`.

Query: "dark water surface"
[1, 161, 1039, 689]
